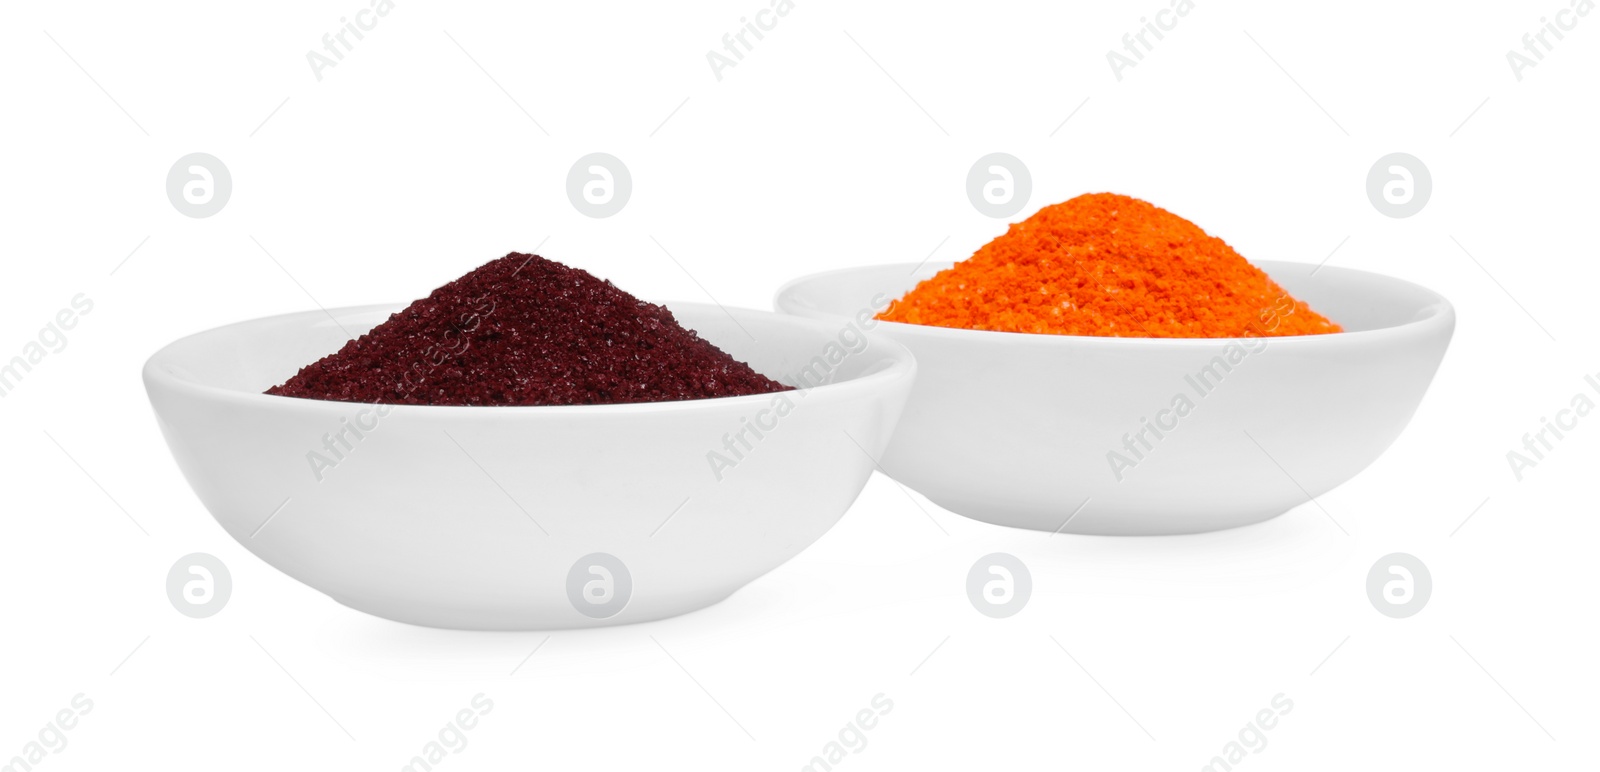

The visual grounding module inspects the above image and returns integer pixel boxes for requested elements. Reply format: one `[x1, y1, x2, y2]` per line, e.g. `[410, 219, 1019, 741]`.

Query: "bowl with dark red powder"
[777, 194, 1455, 535]
[143, 254, 915, 629]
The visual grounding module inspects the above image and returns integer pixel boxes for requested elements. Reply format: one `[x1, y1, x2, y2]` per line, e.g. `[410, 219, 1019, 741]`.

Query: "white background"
[1, 0, 1596, 769]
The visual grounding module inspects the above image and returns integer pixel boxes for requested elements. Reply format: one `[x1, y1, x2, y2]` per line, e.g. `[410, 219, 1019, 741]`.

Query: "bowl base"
[326, 591, 740, 631]
[927, 495, 1293, 536]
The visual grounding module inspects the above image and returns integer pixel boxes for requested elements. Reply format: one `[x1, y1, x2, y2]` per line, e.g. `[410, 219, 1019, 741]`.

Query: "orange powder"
[877, 193, 1342, 338]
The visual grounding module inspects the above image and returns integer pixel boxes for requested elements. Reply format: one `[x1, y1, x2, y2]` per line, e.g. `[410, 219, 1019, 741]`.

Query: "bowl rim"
[773, 259, 1456, 347]
[143, 301, 917, 414]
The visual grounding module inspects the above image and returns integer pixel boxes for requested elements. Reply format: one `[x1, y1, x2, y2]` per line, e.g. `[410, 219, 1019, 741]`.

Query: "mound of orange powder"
[878, 193, 1342, 338]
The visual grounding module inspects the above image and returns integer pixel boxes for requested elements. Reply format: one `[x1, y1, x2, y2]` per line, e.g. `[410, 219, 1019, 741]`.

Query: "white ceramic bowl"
[776, 261, 1454, 535]
[144, 303, 915, 629]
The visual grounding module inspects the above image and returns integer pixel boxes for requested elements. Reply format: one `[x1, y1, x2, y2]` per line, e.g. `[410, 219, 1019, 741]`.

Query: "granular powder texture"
[878, 193, 1342, 338]
[267, 253, 790, 406]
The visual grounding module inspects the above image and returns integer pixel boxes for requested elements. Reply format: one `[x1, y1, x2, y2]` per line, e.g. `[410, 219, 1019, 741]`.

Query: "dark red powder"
[266, 253, 790, 406]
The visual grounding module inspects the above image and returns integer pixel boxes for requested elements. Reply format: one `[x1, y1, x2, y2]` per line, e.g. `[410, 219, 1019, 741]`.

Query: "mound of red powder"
[266, 253, 790, 406]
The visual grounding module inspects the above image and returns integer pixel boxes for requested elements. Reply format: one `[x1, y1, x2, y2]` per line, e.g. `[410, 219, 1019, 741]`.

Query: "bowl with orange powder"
[776, 193, 1454, 534]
